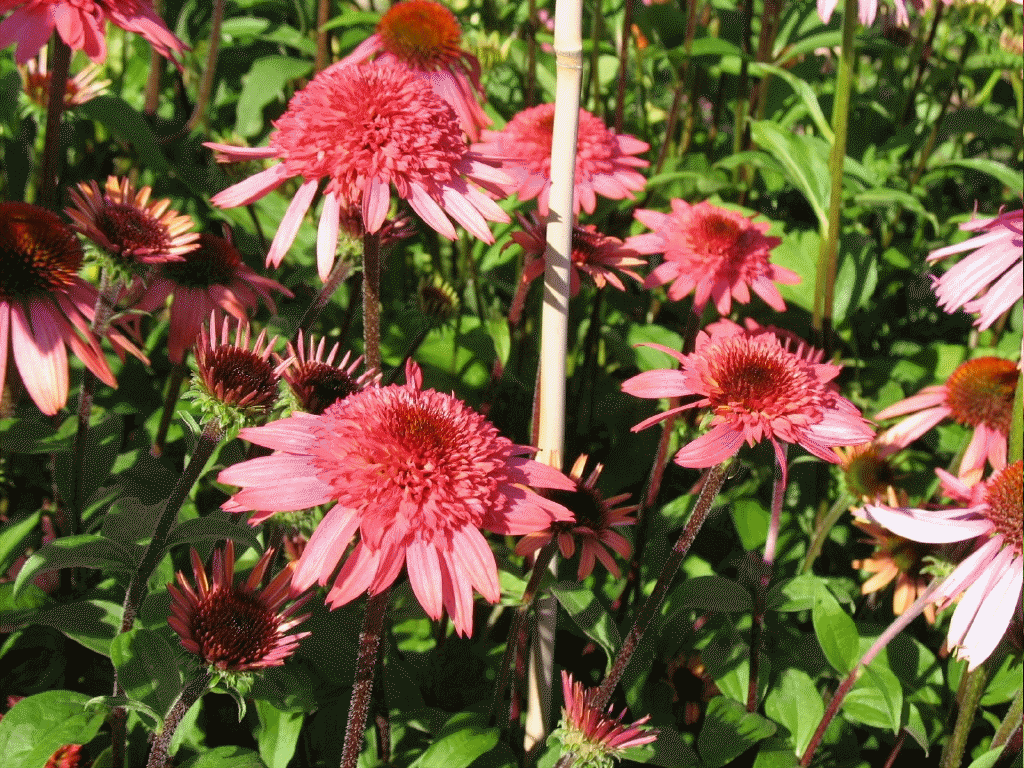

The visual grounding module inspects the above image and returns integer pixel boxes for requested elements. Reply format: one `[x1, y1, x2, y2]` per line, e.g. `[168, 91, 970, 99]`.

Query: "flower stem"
[593, 462, 730, 711]
[152, 362, 188, 457]
[939, 662, 990, 768]
[142, 0, 164, 115]
[146, 671, 212, 768]
[315, 0, 332, 72]
[993, 688, 1024, 749]
[812, 0, 857, 354]
[185, 0, 225, 132]
[294, 256, 353, 343]
[1009, 372, 1023, 464]
[613, 0, 634, 133]
[361, 232, 383, 372]
[38, 34, 71, 210]
[763, 443, 788, 566]
[801, 491, 854, 575]
[340, 589, 391, 768]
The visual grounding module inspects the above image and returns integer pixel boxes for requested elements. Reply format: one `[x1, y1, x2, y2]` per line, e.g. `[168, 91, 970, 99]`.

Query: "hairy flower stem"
[813, 0, 856, 354]
[295, 257, 352, 342]
[491, 540, 559, 726]
[940, 663, 990, 768]
[801, 491, 854, 575]
[67, 271, 121, 535]
[613, 0, 634, 132]
[152, 362, 188, 457]
[185, 0, 225, 132]
[362, 232, 383, 372]
[800, 580, 941, 766]
[994, 689, 1024, 749]
[340, 590, 391, 768]
[146, 671, 213, 768]
[315, 0, 332, 72]
[38, 35, 70, 210]
[594, 462, 730, 711]
[142, 0, 164, 114]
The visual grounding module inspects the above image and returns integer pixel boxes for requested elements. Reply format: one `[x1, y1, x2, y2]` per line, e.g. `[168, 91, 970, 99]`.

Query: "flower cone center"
[190, 588, 279, 669]
[0, 202, 83, 298]
[378, 0, 463, 70]
[97, 202, 169, 255]
[846, 449, 897, 499]
[708, 343, 802, 416]
[549, 486, 606, 534]
[290, 361, 360, 415]
[200, 347, 279, 410]
[700, 212, 743, 251]
[984, 460, 1023, 556]
[945, 357, 1017, 434]
[162, 233, 241, 287]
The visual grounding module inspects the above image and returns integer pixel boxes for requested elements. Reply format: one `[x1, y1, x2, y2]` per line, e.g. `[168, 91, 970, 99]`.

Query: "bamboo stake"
[524, 0, 583, 756]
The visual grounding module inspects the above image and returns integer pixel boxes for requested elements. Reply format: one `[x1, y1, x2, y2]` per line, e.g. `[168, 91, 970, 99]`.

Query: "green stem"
[940, 663, 991, 768]
[1008, 372, 1023, 464]
[613, 0, 634, 132]
[801, 491, 855, 574]
[340, 590, 391, 768]
[152, 362, 188, 457]
[993, 688, 1023, 749]
[38, 35, 70, 210]
[813, 0, 857, 354]
[593, 462, 730, 711]
[146, 672, 212, 768]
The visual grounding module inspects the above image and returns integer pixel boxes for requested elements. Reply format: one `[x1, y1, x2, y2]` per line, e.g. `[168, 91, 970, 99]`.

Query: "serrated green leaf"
[0, 690, 107, 768]
[698, 696, 776, 768]
[764, 669, 823, 758]
[550, 581, 621, 667]
[811, 587, 858, 675]
[14, 535, 139, 597]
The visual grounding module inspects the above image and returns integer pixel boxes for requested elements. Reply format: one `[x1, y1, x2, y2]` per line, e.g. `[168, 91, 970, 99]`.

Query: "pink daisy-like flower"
[864, 460, 1023, 670]
[136, 232, 292, 364]
[506, 212, 646, 324]
[0, 0, 186, 66]
[622, 319, 874, 476]
[66, 176, 199, 266]
[218, 360, 575, 637]
[168, 541, 311, 672]
[280, 331, 377, 415]
[0, 201, 116, 415]
[472, 103, 649, 217]
[331, 0, 490, 140]
[874, 356, 1017, 483]
[557, 671, 658, 765]
[928, 208, 1023, 332]
[817, 0, 911, 27]
[206, 60, 511, 281]
[626, 199, 798, 315]
[515, 455, 638, 580]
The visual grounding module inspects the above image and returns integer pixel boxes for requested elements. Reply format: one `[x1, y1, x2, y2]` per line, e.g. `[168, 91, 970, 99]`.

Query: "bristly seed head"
[984, 460, 1023, 556]
[377, 0, 463, 70]
[945, 357, 1018, 434]
[0, 202, 83, 299]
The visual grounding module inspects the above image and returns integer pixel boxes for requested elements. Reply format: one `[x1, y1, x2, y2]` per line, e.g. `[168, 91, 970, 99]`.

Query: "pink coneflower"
[218, 360, 575, 637]
[472, 103, 649, 217]
[0, 201, 115, 415]
[332, 0, 490, 140]
[66, 176, 199, 266]
[515, 455, 638, 580]
[168, 541, 311, 672]
[874, 356, 1017, 482]
[622, 319, 874, 476]
[626, 199, 798, 315]
[136, 232, 292, 364]
[21, 48, 109, 108]
[207, 61, 511, 280]
[506, 212, 646, 324]
[928, 208, 1023, 332]
[0, 0, 186, 66]
[557, 671, 658, 765]
[864, 460, 1023, 670]
[280, 331, 377, 415]
[817, 0, 911, 27]
[191, 314, 289, 421]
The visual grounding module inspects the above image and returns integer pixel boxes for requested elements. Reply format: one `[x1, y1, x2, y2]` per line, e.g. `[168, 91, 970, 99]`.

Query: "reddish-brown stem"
[315, 0, 332, 72]
[614, 0, 635, 132]
[361, 232, 383, 372]
[340, 590, 391, 768]
[38, 35, 71, 210]
[152, 362, 188, 457]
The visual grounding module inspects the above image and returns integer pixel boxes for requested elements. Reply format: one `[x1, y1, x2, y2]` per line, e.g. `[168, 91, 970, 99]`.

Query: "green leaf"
[14, 535, 139, 597]
[764, 669, 823, 758]
[964, 745, 1006, 768]
[928, 158, 1024, 194]
[0, 511, 40, 575]
[767, 574, 822, 612]
[626, 324, 685, 371]
[409, 712, 500, 768]
[832, 240, 879, 324]
[165, 512, 263, 554]
[550, 581, 621, 667]
[33, 599, 123, 656]
[750, 63, 833, 142]
[844, 662, 903, 732]
[255, 700, 304, 768]
[111, 628, 183, 721]
[77, 96, 169, 173]
[749, 121, 830, 228]
[751, 737, 801, 768]
[811, 587, 858, 675]
[668, 575, 752, 614]
[0, 415, 71, 453]
[697, 696, 776, 768]
[180, 746, 268, 768]
[0, 690, 107, 768]
[236, 56, 314, 137]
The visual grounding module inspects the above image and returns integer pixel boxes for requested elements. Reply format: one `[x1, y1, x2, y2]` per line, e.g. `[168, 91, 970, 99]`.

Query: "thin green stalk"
[593, 462, 730, 711]
[813, 0, 857, 354]
[940, 663, 991, 768]
[801, 491, 855, 574]
[1008, 372, 1023, 464]
[993, 689, 1024, 749]
[146, 671, 213, 768]
[38, 35, 71, 210]
[340, 590, 391, 768]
